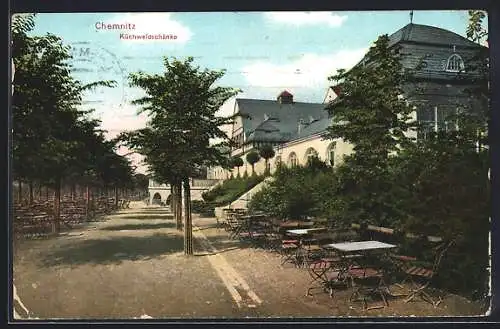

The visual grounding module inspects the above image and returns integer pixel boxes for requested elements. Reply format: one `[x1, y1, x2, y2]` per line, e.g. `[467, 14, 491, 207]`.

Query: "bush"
[198, 175, 265, 217]
[191, 200, 215, 217]
[248, 144, 490, 301]
[249, 163, 332, 220]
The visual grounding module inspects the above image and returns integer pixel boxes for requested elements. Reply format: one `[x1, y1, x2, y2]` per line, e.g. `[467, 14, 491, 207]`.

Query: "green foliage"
[325, 35, 417, 162]
[118, 56, 241, 186]
[466, 10, 488, 44]
[249, 31, 489, 300]
[202, 175, 263, 205]
[231, 156, 244, 177]
[199, 175, 264, 217]
[245, 151, 260, 175]
[249, 164, 331, 220]
[11, 14, 132, 191]
[259, 145, 275, 174]
[191, 200, 215, 217]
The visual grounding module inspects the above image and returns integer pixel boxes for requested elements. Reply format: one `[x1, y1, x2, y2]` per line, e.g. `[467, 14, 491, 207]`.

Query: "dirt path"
[12, 202, 486, 319]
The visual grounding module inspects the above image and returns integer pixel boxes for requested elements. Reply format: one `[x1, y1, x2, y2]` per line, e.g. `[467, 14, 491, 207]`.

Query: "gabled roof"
[236, 98, 328, 134]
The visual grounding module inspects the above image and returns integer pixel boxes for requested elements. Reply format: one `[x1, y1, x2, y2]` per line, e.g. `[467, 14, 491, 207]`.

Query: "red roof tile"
[278, 90, 293, 97]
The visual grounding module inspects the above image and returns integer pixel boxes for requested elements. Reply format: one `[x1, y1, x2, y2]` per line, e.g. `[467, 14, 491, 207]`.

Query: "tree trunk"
[18, 180, 22, 205]
[85, 185, 91, 219]
[52, 178, 61, 234]
[183, 177, 193, 255]
[45, 185, 49, 201]
[28, 180, 34, 205]
[170, 184, 174, 209]
[37, 183, 42, 201]
[114, 186, 119, 209]
[71, 183, 76, 201]
[176, 182, 183, 231]
[171, 183, 176, 217]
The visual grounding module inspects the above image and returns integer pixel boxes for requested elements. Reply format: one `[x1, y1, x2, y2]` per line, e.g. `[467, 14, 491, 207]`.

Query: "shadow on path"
[101, 223, 177, 231]
[117, 211, 172, 216]
[114, 215, 174, 220]
[40, 233, 185, 267]
[204, 236, 251, 253]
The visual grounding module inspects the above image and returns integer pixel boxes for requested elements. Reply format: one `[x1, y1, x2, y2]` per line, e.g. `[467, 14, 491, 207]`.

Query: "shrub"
[248, 143, 489, 301]
[246, 151, 260, 175]
[191, 200, 216, 217]
[249, 164, 331, 220]
[199, 175, 265, 216]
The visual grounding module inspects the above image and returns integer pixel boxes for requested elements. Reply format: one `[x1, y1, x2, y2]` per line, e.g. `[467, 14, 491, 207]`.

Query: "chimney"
[277, 90, 293, 104]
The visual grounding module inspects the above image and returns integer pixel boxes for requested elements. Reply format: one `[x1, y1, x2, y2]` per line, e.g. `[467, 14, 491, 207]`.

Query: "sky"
[26, 10, 486, 174]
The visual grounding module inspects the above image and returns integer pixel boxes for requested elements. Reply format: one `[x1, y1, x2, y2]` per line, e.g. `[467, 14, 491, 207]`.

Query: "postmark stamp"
[68, 41, 128, 109]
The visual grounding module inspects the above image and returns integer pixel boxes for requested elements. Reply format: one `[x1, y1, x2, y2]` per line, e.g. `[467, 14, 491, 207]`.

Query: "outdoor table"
[319, 241, 397, 281]
[323, 241, 397, 309]
[286, 227, 327, 268]
[286, 228, 327, 236]
[323, 241, 397, 253]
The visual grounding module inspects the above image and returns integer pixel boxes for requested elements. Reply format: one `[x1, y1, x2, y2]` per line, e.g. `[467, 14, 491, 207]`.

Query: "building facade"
[148, 179, 220, 205]
[208, 23, 487, 180]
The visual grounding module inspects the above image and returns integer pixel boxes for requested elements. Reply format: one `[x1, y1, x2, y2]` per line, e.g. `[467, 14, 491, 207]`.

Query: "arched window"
[445, 54, 465, 72]
[304, 148, 319, 165]
[275, 155, 282, 169]
[326, 142, 336, 167]
[288, 152, 298, 167]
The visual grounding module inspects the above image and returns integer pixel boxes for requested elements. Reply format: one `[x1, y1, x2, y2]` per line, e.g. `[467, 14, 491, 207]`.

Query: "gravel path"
[12, 202, 486, 320]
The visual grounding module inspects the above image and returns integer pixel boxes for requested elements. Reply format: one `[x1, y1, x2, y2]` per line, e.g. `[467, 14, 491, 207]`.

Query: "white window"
[445, 54, 465, 72]
[275, 156, 282, 168]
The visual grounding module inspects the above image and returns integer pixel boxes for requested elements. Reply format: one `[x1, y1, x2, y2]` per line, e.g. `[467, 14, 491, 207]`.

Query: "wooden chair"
[347, 254, 392, 310]
[397, 239, 454, 307]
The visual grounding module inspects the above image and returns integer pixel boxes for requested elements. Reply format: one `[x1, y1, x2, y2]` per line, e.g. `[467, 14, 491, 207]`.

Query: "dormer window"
[445, 54, 465, 72]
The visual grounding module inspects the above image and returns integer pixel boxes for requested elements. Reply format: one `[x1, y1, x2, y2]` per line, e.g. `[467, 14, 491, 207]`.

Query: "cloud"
[99, 109, 149, 140]
[241, 48, 368, 90]
[264, 12, 347, 27]
[100, 13, 192, 44]
[93, 102, 149, 174]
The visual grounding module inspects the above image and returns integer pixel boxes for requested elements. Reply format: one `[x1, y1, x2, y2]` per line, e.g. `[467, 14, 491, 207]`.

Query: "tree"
[232, 156, 244, 177]
[466, 10, 488, 45]
[464, 10, 489, 152]
[324, 34, 418, 226]
[258, 145, 275, 175]
[12, 13, 122, 232]
[245, 151, 261, 176]
[133, 173, 149, 197]
[119, 56, 240, 255]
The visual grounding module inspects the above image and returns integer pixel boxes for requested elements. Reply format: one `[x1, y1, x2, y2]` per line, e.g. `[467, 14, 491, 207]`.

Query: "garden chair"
[347, 254, 392, 310]
[305, 235, 351, 298]
[261, 219, 282, 252]
[397, 239, 454, 307]
[278, 226, 301, 266]
[306, 257, 347, 297]
[237, 217, 267, 248]
[302, 232, 332, 267]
